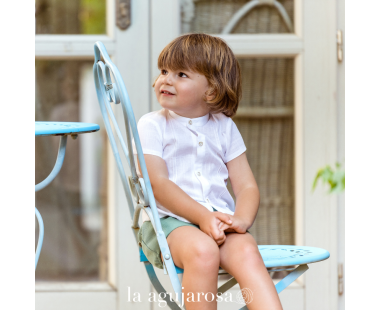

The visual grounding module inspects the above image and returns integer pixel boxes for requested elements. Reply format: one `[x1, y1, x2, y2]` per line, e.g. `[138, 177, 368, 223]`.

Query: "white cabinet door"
[147, 1, 340, 310]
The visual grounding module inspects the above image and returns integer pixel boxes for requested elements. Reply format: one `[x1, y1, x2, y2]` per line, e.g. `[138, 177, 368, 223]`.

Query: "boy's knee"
[234, 243, 262, 267]
[187, 239, 220, 267]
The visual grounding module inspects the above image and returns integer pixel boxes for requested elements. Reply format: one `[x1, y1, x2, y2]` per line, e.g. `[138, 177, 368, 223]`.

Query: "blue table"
[35, 122, 100, 270]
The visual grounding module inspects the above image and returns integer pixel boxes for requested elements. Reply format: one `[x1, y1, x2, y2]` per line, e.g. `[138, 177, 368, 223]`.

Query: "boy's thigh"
[162, 226, 218, 269]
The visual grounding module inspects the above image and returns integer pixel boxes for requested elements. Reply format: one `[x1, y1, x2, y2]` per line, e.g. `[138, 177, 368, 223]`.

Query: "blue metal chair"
[93, 41, 330, 309]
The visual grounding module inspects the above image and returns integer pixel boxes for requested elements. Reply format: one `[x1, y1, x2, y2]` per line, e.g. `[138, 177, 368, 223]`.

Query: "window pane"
[35, 60, 108, 282]
[35, 0, 106, 34]
[228, 58, 295, 247]
[181, 0, 294, 34]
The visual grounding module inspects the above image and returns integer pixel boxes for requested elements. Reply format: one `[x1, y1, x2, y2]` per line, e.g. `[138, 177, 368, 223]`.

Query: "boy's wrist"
[233, 214, 252, 230]
[190, 204, 212, 226]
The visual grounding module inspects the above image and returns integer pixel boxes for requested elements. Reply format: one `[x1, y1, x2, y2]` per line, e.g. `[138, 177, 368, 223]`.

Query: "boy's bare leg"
[161, 226, 220, 310]
[219, 233, 283, 310]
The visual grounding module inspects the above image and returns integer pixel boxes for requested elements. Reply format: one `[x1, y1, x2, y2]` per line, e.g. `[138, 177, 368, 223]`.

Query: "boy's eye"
[161, 69, 168, 75]
[179, 72, 188, 78]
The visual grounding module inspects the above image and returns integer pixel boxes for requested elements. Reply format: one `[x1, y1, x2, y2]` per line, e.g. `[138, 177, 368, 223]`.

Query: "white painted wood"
[294, 0, 303, 38]
[151, 0, 181, 112]
[336, 0, 345, 310]
[302, 0, 339, 310]
[216, 34, 303, 57]
[35, 291, 116, 310]
[294, 53, 304, 262]
[294, 3, 304, 267]
[35, 282, 115, 291]
[112, 0, 152, 309]
[106, 0, 115, 38]
[35, 35, 115, 58]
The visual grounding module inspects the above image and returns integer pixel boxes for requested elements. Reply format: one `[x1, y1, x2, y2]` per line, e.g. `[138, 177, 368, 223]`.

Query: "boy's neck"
[168, 107, 210, 119]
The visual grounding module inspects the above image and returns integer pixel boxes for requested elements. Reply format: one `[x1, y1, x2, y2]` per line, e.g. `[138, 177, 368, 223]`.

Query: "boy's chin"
[159, 102, 176, 111]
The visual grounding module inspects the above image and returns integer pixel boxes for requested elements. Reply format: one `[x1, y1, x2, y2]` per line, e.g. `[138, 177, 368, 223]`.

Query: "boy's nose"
[162, 73, 173, 85]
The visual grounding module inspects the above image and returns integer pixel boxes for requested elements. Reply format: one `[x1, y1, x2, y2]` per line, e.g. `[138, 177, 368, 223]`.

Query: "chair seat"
[139, 245, 329, 274]
[259, 245, 329, 267]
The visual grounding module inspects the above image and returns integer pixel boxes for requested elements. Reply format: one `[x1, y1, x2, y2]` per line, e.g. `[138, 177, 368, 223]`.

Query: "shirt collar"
[168, 110, 210, 127]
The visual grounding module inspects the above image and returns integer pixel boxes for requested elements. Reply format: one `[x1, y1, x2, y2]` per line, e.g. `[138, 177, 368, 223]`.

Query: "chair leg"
[144, 262, 183, 310]
[218, 277, 237, 294]
[275, 264, 309, 294]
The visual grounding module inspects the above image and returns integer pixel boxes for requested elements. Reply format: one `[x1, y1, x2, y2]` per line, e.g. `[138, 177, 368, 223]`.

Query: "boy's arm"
[226, 152, 260, 231]
[138, 154, 232, 244]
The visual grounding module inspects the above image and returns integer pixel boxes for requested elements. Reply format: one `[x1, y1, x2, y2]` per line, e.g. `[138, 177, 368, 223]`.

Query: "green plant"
[312, 162, 345, 194]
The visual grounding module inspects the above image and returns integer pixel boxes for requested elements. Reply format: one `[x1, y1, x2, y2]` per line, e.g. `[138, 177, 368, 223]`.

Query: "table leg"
[35, 135, 67, 192]
[35, 207, 44, 270]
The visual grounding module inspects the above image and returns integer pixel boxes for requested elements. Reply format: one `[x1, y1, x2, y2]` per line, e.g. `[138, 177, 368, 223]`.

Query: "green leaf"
[312, 162, 345, 194]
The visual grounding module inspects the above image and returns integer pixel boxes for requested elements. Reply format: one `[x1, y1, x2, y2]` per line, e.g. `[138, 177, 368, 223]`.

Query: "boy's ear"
[152, 74, 160, 88]
[205, 87, 216, 102]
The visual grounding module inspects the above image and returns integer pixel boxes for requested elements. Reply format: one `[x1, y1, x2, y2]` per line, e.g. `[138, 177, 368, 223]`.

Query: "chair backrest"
[93, 41, 153, 219]
[93, 42, 183, 300]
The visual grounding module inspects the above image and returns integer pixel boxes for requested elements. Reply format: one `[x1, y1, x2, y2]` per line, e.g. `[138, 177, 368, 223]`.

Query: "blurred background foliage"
[313, 162, 345, 194]
[35, 0, 106, 34]
[80, 0, 106, 34]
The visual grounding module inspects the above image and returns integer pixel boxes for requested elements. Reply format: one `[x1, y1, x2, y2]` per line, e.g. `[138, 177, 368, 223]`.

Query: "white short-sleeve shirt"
[133, 108, 246, 223]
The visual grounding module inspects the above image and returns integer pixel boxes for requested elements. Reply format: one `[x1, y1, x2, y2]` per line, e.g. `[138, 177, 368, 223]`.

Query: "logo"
[236, 288, 254, 305]
[124, 286, 254, 307]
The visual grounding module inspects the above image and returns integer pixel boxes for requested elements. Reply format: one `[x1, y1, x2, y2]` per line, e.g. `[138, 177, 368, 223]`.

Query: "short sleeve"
[132, 118, 163, 158]
[224, 119, 246, 163]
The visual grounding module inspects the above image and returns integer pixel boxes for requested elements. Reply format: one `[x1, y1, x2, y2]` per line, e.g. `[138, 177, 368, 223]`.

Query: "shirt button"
[198, 142, 203, 146]
[197, 172, 201, 176]
[188, 120, 192, 125]
[206, 198, 210, 203]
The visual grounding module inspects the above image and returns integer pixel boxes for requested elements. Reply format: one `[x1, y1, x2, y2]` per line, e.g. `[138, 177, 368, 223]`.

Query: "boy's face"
[154, 68, 212, 118]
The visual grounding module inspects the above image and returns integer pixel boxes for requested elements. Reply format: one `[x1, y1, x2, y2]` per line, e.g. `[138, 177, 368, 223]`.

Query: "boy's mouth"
[161, 90, 175, 95]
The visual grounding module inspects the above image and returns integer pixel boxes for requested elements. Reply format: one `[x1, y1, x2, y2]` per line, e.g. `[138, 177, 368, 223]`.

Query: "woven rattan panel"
[228, 58, 295, 246]
[181, 0, 294, 34]
[239, 58, 294, 108]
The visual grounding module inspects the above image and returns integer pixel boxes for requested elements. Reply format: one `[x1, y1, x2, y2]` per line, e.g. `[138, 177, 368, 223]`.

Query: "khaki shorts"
[138, 208, 217, 269]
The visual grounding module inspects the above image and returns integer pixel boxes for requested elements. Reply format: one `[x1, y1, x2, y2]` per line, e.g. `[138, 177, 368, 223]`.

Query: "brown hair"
[154, 33, 241, 117]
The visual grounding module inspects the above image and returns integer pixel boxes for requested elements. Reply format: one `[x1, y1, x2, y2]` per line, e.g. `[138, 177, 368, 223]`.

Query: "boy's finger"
[217, 234, 226, 246]
[215, 213, 232, 224]
[211, 224, 224, 241]
[219, 223, 230, 231]
[215, 230, 225, 244]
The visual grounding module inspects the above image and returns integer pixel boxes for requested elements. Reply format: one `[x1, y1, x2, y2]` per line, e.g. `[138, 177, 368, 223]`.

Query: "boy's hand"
[218, 214, 250, 234]
[198, 211, 233, 246]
